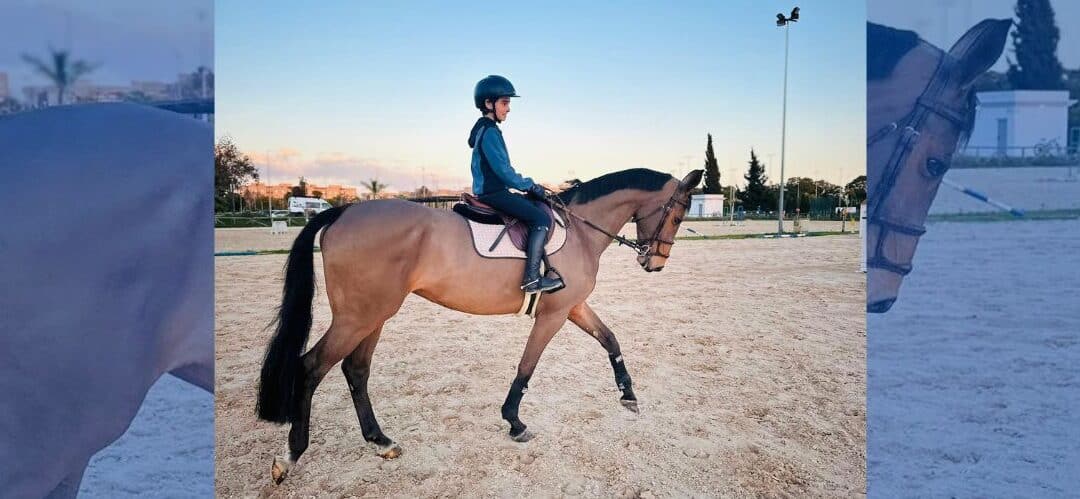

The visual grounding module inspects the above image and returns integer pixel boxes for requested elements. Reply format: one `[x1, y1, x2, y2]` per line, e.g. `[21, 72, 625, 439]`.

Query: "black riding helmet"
[474, 75, 519, 115]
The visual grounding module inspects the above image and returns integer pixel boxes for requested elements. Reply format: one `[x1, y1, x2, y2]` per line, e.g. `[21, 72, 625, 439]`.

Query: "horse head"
[633, 169, 703, 272]
[866, 19, 1009, 313]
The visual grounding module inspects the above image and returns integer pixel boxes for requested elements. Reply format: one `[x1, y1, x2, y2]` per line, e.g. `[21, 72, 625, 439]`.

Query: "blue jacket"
[468, 117, 535, 195]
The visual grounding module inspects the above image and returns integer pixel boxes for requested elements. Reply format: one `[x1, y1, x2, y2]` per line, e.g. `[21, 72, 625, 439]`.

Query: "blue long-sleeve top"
[468, 117, 536, 195]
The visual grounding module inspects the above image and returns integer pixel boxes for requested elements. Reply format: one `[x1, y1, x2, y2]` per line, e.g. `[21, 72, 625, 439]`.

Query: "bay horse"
[0, 103, 214, 497]
[257, 168, 703, 483]
[866, 19, 1009, 313]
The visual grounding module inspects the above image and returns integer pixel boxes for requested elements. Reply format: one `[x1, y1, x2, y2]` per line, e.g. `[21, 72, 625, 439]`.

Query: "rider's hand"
[528, 184, 547, 200]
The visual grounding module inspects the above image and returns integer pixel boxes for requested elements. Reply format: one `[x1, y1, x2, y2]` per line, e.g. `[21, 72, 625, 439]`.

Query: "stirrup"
[521, 276, 564, 294]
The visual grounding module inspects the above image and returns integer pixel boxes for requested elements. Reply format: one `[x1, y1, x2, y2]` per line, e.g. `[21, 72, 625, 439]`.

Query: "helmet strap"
[485, 99, 503, 123]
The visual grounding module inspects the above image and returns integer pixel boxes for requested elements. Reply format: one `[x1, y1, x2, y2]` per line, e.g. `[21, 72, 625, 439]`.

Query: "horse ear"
[680, 169, 704, 190]
[947, 19, 1011, 89]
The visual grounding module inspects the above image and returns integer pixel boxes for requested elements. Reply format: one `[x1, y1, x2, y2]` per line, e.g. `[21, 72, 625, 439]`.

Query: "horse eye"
[674, 217, 682, 225]
[926, 158, 949, 177]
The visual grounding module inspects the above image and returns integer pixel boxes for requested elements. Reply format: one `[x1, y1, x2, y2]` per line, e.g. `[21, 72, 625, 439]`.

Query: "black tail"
[256, 206, 347, 423]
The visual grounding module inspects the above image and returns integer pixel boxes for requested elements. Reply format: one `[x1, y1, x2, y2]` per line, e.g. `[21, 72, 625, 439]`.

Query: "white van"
[287, 196, 333, 215]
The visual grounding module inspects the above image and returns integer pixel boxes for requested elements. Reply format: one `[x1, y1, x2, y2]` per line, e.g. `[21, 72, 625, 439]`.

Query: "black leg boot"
[521, 227, 565, 294]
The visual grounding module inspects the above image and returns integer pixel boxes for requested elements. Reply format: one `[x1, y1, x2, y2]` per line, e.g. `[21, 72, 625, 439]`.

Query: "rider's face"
[487, 97, 511, 121]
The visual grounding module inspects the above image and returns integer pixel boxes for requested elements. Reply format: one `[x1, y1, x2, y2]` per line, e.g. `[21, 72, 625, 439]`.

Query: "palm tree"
[363, 178, 388, 200]
[21, 47, 99, 106]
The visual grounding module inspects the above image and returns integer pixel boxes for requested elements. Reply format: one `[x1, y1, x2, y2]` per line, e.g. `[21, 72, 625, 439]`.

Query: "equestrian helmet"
[474, 75, 519, 110]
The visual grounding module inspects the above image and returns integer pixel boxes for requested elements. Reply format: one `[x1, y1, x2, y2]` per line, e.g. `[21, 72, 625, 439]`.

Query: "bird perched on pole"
[776, 6, 799, 26]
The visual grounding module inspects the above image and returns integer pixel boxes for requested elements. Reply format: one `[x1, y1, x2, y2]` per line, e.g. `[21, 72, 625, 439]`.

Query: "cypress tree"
[739, 149, 769, 211]
[1007, 0, 1065, 90]
[703, 134, 722, 194]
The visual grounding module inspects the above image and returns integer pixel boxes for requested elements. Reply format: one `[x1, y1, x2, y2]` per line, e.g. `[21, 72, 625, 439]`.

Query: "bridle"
[866, 51, 971, 276]
[546, 184, 690, 262]
[630, 189, 691, 259]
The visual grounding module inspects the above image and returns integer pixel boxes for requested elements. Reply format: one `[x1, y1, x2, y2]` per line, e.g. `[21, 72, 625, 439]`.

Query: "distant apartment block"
[0, 72, 9, 99]
[243, 182, 360, 201]
[14, 67, 213, 108]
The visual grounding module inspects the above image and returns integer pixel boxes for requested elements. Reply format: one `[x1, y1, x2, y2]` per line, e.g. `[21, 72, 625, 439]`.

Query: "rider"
[468, 75, 564, 294]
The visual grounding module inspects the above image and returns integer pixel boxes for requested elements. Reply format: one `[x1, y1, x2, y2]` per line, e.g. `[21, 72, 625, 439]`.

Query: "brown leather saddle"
[452, 193, 559, 251]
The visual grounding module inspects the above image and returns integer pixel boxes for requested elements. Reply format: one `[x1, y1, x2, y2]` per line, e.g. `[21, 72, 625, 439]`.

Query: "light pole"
[775, 6, 799, 236]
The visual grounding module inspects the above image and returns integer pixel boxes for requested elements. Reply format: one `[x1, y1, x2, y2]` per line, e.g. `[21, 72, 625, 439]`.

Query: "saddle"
[452, 193, 567, 257]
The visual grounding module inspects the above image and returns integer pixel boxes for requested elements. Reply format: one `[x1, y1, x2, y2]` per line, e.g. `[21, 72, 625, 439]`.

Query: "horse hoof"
[271, 456, 293, 485]
[620, 399, 640, 413]
[511, 429, 535, 442]
[376, 443, 402, 459]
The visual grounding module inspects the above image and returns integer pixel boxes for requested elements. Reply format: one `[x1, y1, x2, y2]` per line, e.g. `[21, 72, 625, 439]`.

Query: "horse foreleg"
[568, 302, 638, 413]
[341, 325, 400, 459]
[501, 312, 568, 442]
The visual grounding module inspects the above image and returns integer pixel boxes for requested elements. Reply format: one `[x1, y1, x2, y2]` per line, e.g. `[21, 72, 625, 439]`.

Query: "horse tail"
[256, 206, 347, 423]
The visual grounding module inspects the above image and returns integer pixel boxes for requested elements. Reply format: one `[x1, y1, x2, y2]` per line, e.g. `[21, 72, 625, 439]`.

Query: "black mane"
[556, 168, 673, 205]
[868, 22, 920, 80]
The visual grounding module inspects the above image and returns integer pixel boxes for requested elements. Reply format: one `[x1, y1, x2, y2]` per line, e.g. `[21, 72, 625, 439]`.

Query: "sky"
[869, 0, 1080, 71]
[0, 0, 212, 92]
[216, 1, 866, 193]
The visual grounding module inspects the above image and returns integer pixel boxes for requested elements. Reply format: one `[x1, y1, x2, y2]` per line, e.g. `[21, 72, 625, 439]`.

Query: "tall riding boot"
[521, 226, 565, 294]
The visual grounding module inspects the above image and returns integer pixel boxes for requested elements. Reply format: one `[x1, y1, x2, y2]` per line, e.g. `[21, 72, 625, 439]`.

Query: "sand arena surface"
[215, 226, 865, 497]
[868, 219, 1080, 497]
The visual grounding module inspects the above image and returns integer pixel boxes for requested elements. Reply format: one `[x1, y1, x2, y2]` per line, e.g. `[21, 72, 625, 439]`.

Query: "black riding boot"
[521, 226, 564, 294]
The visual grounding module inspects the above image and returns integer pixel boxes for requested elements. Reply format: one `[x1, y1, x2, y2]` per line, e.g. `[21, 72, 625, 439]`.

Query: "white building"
[0, 72, 9, 99]
[963, 90, 1077, 157]
[688, 193, 725, 218]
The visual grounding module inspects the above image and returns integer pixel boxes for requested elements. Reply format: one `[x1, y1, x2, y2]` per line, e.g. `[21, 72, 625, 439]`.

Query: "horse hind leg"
[341, 324, 401, 459]
[272, 322, 376, 484]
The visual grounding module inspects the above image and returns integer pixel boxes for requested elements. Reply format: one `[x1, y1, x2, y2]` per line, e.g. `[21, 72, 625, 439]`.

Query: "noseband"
[866, 52, 970, 276]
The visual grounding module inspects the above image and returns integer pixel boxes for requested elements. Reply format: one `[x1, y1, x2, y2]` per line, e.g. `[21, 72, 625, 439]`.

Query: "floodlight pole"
[777, 18, 792, 236]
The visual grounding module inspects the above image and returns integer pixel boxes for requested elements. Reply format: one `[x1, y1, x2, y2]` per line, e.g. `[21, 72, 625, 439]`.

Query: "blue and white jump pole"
[939, 178, 1025, 218]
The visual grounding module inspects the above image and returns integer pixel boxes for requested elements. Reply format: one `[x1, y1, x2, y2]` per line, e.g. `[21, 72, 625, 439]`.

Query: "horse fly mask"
[866, 52, 972, 276]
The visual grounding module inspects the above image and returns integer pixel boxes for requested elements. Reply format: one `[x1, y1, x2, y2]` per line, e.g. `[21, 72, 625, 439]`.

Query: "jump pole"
[940, 178, 1025, 218]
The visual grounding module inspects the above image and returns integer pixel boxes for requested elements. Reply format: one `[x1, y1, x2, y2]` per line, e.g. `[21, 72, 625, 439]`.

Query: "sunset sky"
[215, 1, 866, 193]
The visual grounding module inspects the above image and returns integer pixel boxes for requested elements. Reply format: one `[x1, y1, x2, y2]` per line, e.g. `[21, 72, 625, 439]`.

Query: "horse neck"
[568, 189, 650, 257]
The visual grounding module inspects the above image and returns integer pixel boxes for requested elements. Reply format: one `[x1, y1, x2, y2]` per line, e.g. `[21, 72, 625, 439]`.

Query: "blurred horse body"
[0, 103, 213, 497]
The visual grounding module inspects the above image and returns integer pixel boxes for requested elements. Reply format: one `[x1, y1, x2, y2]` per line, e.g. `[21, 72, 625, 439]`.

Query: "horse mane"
[868, 22, 920, 80]
[556, 168, 673, 205]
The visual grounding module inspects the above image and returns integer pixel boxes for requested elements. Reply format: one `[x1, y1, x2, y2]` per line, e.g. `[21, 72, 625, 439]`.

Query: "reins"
[543, 187, 689, 259]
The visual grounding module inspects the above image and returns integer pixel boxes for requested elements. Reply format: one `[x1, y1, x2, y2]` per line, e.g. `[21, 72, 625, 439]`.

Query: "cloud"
[247, 148, 471, 193]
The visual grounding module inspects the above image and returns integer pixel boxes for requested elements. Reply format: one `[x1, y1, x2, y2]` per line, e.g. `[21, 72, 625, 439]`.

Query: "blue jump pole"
[940, 178, 1025, 218]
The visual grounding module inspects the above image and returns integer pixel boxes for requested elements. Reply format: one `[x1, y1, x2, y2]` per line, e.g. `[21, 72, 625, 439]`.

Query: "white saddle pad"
[466, 212, 567, 258]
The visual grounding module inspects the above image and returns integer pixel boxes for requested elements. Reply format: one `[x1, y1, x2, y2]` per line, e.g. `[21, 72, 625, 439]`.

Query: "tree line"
[700, 134, 865, 216]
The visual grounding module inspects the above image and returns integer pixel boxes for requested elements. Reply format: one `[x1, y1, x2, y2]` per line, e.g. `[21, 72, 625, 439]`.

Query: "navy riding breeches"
[477, 190, 551, 230]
